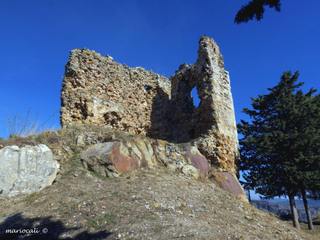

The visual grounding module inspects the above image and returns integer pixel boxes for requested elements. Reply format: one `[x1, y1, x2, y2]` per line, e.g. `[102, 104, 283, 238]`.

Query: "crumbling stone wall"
[61, 36, 238, 173]
[60, 49, 171, 138]
[170, 37, 238, 171]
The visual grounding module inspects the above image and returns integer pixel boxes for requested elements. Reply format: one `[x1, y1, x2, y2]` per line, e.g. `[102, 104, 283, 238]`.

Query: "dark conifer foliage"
[235, 0, 281, 23]
[238, 72, 320, 228]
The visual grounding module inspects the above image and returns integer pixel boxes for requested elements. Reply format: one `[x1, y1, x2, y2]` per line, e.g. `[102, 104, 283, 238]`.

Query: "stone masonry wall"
[60, 50, 171, 139]
[60, 36, 238, 173]
[170, 37, 239, 171]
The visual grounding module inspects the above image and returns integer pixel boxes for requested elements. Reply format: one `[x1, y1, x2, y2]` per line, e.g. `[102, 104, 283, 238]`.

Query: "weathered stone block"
[0, 144, 59, 197]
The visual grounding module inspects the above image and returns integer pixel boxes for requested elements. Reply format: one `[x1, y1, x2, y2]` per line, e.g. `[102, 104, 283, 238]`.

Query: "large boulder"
[80, 139, 157, 178]
[0, 144, 59, 197]
[81, 138, 209, 179]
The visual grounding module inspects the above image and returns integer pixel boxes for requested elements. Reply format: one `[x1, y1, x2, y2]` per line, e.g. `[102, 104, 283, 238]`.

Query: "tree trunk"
[247, 189, 251, 202]
[289, 194, 300, 229]
[301, 189, 314, 230]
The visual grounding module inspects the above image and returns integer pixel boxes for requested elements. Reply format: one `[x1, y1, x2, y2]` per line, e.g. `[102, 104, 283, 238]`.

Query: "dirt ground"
[0, 155, 317, 240]
[301, 223, 320, 239]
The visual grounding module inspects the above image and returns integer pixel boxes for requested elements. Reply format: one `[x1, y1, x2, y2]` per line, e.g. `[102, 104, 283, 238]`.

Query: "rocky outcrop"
[0, 144, 59, 197]
[80, 136, 247, 199]
[81, 138, 209, 179]
[60, 36, 239, 174]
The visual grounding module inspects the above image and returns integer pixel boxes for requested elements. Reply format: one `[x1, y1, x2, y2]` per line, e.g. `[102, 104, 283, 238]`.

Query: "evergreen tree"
[238, 72, 320, 229]
[295, 93, 320, 229]
[235, 0, 281, 23]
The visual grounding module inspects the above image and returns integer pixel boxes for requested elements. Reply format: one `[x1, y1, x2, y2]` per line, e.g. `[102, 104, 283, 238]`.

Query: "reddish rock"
[110, 142, 140, 173]
[81, 139, 209, 180]
[191, 155, 209, 175]
[212, 171, 247, 201]
[185, 146, 209, 176]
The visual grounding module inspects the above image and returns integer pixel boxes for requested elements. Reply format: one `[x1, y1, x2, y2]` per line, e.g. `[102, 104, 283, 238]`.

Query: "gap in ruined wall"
[191, 87, 200, 108]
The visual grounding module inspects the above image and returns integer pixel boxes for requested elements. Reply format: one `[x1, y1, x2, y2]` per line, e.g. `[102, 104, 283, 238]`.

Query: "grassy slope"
[0, 155, 317, 240]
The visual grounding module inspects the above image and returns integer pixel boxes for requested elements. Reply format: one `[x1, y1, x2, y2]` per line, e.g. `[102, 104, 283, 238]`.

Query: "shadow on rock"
[0, 213, 111, 240]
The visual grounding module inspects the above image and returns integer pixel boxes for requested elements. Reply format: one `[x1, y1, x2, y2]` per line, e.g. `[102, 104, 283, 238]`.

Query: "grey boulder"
[0, 144, 59, 197]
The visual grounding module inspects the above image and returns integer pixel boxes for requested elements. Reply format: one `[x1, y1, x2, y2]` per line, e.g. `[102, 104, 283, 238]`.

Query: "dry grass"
[0, 126, 318, 239]
[5, 110, 57, 138]
[0, 157, 317, 240]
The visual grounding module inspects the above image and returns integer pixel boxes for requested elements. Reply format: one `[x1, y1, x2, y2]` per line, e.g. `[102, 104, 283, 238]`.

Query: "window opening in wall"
[191, 87, 200, 108]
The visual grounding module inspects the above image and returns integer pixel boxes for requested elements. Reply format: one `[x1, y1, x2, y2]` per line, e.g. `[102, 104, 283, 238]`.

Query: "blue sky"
[0, 0, 320, 138]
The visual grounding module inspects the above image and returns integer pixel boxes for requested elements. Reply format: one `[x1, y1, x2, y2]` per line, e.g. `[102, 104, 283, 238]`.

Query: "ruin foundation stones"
[60, 36, 239, 173]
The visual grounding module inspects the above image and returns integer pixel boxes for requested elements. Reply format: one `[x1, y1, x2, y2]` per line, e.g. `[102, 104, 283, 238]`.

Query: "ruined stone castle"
[60, 36, 239, 173]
